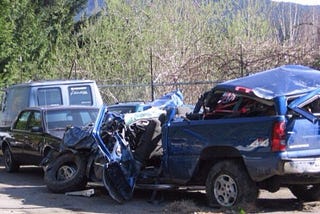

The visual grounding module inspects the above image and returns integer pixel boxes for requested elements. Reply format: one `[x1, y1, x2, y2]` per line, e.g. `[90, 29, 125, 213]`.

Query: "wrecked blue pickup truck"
[44, 65, 320, 210]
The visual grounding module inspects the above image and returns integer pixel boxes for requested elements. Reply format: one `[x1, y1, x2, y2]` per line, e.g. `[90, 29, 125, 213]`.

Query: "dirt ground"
[1, 156, 320, 214]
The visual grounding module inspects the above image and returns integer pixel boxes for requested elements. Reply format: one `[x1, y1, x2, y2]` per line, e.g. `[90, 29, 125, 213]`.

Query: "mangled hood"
[215, 65, 320, 99]
[61, 125, 96, 151]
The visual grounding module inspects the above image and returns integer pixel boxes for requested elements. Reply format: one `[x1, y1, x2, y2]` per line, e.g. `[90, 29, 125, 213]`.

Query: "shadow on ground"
[0, 157, 316, 214]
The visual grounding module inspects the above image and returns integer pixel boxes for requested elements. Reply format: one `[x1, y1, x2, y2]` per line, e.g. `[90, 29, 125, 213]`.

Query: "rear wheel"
[3, 146, 20, 172]
[289, 184, 320, 201]
[44, 153, 88, 193]
[206, 160, 258, 211]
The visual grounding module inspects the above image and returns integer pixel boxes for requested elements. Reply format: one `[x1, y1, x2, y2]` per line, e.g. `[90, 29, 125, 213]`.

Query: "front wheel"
[44, 153, 88, 193]
[206, 160, 258, 211]
[3, 146, 20, 172]
[289, 184, 320, 201]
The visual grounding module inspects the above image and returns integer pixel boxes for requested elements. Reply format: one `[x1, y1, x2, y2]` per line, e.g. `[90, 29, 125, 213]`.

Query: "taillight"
[271, 121, 286, 152]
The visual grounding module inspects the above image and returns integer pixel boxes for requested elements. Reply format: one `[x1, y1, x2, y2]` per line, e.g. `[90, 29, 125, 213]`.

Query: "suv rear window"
[37, 87, 62, 106]
[68, 86, 93, 105]
[46, 108, 98, 129]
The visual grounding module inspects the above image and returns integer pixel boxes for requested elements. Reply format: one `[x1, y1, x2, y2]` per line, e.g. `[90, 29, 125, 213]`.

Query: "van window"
[5, 87, 29, 120]
[37, 88, 63, 106]
[68, 85, 93, 105]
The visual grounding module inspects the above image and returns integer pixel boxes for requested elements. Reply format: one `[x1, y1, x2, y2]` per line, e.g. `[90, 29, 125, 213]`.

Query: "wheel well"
[43, 146, 52, 157]
[191, 146, 245, 184]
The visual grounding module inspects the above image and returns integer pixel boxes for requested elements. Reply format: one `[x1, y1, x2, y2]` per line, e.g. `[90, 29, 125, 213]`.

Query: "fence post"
[150, 48, 154, 101]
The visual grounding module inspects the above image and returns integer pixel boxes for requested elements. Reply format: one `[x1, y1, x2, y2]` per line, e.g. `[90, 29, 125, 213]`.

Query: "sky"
[272, 0, 320, 5]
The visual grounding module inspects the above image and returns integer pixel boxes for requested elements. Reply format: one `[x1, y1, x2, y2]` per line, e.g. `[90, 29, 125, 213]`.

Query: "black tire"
[205, 160, 258, 211]
[44, 153, 88, 193]
[289, 184, 320, 201]
[3, 146, 20, 172]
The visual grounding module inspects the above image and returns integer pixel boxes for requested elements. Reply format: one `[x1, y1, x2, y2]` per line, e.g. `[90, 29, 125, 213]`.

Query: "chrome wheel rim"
[57, 165, 77, 181]
[214, 174, 238, 207]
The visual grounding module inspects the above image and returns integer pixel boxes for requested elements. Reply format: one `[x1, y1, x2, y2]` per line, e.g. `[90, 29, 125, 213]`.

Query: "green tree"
[0, 0, 15, 87]
[0, 0, 87, 86]
[76, 0, 148, 83]
[41, 0, 87, 79]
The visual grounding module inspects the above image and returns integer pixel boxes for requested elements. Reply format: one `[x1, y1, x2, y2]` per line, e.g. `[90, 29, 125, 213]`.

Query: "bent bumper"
[284, 158, 320, 174]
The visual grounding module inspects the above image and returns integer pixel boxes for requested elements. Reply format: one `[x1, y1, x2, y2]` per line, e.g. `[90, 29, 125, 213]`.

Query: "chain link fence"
[98, 81, 219, 105]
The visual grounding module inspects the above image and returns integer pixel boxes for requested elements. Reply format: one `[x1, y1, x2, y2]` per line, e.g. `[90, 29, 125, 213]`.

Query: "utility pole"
[240, 44, 244, 77]
[19, 56, 23, 83]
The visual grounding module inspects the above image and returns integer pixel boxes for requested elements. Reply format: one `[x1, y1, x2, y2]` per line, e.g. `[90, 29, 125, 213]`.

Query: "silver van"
[0, 80, 103, 130]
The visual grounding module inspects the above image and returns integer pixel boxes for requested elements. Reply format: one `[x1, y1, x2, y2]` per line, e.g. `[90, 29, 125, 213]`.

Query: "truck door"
[22, 110, 44, 164]
[10, 111, 31, 162]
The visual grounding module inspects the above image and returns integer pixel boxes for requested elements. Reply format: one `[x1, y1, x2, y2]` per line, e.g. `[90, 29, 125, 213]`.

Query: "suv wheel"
[206, 160, 258, 211]
[3, 146, 20, 172]
[44, 153, 88, 193]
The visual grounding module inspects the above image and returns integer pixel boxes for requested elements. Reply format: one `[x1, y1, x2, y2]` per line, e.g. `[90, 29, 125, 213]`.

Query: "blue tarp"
[215, 65, 320, 99]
